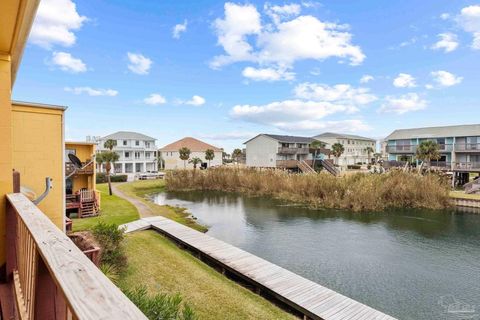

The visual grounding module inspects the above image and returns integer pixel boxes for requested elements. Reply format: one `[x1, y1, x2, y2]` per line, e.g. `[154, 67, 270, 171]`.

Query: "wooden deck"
[122, 217, 397, 320]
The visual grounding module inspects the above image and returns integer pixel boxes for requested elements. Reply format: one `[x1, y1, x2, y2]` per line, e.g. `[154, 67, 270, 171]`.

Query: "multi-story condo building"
[245, 134, 315, 168]
[94, 131, 158, 174]
[313, 132, 377, 166]
[384, 124, 480, 172]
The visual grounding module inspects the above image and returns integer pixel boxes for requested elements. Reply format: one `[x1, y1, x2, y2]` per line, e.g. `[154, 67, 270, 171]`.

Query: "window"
[146, 152, 151, 159]
[123, 140, 127, 146]
[135, 152, 141, 159]
[145, 142, 150, 148]
[125, 152, 130, 158]
[135, 140, 140, 146]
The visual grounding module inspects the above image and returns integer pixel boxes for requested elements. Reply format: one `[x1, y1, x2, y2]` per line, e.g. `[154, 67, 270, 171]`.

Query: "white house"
[313, 132, 376, 166]
[244, 134, 318, 169]
[159, 137, 223, 169]
[94, 131, 158, 174]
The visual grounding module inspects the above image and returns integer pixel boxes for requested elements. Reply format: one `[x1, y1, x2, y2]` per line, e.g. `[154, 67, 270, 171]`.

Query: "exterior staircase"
[297, 160, 316, 173]
[320, 159, 340, 176]
[79, 189, 99, 217]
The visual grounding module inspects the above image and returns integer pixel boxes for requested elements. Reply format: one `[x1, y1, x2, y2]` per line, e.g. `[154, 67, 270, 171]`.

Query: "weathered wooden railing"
[5, 193, 147, 319]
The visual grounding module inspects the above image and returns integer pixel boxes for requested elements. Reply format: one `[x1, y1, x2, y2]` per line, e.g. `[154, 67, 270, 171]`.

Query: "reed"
[165, 168, 451, 212]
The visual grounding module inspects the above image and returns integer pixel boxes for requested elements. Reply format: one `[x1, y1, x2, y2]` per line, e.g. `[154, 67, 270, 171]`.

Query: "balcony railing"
[277, 160, 313, 168]
[453, 162, 480, 170]
[5, 192, 147, 319]
[278, 147, 310, 155]
[65, 161, 94, 176]
[386, 144, 453, 153]
[454, 143, 480, 152]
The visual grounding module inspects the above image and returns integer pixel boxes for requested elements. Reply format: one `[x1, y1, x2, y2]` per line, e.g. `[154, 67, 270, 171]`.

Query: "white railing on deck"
[6, 193, 147, 320]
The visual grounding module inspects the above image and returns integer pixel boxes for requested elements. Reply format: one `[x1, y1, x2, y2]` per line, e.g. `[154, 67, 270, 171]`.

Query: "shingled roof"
[385, 124, 480, 140]
[101, 131, 156, 141]
[159, 137, 222, 152]
[244, 134, 315, 144]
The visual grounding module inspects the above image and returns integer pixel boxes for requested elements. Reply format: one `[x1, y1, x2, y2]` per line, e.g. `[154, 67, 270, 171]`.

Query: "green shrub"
[96, 173, 128, 183]
[100, 262, 120, 285]
[92, 222, 127, 270]
[123, 286, 197, 320]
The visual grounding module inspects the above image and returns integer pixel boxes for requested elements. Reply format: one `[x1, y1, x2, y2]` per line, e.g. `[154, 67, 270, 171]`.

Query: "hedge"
[96, 173, 128, 183]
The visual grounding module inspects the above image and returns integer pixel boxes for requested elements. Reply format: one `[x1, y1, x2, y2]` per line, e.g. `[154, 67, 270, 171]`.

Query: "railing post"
[35, 257, 67, 320]
[6, 171, 21, 280]
[5, 201, 17, 281]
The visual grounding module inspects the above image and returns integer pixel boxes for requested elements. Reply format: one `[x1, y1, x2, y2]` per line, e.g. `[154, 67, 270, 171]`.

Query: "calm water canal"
[152, 191, 480, 320]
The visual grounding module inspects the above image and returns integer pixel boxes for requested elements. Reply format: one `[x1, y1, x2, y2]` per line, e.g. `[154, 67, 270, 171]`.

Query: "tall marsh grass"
[165, 168, 451, 212]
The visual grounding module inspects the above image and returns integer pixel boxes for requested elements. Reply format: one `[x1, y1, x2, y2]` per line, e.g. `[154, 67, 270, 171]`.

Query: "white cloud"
[379, 93, 427, 114]
[242, 66, 295, 81]
[127, 53, 152, 75]
[231, 99, 356, 124]
[172, 20, 188, 39]
[211, 3, 364, 71]
[393, 73, 416, 88]
[431, 33, 459, 53]
[360, 75, 374, 84]
[264, 3, 301, 24]
[211, 3, 262, 68]
[457, 5, 480, 49]
[440, 13, 450, 20]
[200, 131, 257, 140]
[30, 0, 87, 49]
[64, 87, 118, 96]
[294, 83, 377, 105]
[431, 70, 463, 87]
[274, 119, 371, 132]
[185, 95, 206, 106]
[230, 82, 376, 132]
[143, 93, 166, 105]
[51, 51, 86, 73]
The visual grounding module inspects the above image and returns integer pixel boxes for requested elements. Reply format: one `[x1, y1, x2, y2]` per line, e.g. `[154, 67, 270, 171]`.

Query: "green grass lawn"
[72, 184, 139, 231]
[449, 191, 480, 200]
[120, 231, 295, 320]
[117, 180, 207, 232]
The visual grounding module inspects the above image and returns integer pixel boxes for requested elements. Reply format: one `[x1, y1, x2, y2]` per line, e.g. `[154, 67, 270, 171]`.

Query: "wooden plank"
[7, 193, 147, 320]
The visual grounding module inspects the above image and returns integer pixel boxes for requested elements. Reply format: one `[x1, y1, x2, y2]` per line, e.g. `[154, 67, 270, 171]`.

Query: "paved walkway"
[111, 183, 156, 218]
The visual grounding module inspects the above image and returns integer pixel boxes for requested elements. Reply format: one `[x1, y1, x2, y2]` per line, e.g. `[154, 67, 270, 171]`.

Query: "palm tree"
[232, 148, 242, 164]
[331, 143, 345, 166]
[179, 147, 191, 169]
[310, 140, 325, 171]
[189, 157, 202, 171]
[97, 151, 119, 195]
[416, 141, 440, 168]
[104, 139, 116, 151]
[205, 149, 215, 168]
[365, 146, 375, 164]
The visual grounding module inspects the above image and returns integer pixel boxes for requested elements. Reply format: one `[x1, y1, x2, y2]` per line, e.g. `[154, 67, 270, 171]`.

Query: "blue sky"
[13, 0, 480, 152]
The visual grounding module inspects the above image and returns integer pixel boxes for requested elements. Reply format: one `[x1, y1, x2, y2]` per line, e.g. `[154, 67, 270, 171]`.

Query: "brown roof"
[159, 137, 222, 152]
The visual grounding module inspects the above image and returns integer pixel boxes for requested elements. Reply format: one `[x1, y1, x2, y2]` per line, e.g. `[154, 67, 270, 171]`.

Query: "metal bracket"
[32, 177, 52, 205]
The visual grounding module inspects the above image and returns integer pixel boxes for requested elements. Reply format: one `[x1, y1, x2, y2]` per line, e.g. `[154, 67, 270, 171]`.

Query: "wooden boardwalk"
[122, 217, 397, 320]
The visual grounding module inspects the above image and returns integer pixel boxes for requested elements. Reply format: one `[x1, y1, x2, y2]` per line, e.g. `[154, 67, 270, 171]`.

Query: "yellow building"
[65, 142, 101, 217]
[0, 1, 149, 318]
[12, 101, 66, 228]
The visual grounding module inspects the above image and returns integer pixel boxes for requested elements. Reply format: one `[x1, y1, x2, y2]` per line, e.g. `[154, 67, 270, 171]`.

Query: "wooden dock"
[122, 217, 397, 320]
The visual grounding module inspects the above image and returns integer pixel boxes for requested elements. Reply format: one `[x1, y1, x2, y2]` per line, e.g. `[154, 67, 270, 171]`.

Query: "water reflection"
[152, 191, 480, 320]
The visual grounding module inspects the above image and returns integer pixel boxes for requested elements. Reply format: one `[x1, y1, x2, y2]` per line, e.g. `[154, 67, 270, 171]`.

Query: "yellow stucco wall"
[0, 56, 13, 266]
[12, 103, 65, 231]
[65, 142, 96, 193]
